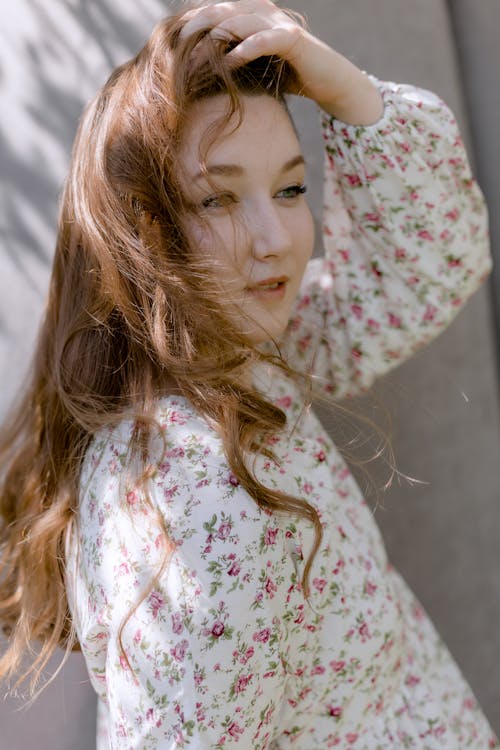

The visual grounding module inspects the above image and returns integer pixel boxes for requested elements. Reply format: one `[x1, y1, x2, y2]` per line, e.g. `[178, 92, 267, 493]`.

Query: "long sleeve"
[66, 403, 298, 750]
[283, 79, 491, 399]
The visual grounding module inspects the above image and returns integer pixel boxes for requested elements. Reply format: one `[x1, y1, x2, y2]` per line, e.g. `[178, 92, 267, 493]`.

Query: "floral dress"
[66, 80, 498, 749]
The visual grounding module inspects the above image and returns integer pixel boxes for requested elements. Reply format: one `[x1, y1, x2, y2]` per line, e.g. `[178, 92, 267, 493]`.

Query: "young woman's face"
[178, 94, 314, 345]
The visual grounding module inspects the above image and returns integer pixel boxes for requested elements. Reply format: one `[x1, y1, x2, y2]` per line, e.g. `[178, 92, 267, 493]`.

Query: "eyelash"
[200, 183, 308, 210]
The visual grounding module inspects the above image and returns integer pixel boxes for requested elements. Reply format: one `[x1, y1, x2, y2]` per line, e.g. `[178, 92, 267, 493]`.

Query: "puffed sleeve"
[282, 79, 491, 399]
[66, 404, 294, 749]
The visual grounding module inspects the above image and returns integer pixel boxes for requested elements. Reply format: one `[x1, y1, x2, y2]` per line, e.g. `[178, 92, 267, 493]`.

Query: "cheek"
[186, 217, 251, 283]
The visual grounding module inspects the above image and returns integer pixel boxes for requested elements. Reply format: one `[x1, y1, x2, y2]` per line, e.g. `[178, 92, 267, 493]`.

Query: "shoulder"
[77, 395, 275, 563]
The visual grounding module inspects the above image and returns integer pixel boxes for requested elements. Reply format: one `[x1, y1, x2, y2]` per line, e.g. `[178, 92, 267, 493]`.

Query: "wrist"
[318, 71, 384, 126]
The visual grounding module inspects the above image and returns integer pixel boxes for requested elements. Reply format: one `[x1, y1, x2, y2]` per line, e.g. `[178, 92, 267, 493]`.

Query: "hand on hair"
[180, 0, 383, 124]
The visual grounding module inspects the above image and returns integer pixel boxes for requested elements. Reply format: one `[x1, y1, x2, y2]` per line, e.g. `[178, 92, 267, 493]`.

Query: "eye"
[275, 184, 308, 200]
[201, 192, 237, 210]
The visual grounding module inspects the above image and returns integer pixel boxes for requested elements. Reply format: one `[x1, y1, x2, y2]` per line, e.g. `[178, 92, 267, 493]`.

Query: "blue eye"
[277, 184, 308, 200]
[201, 193, 236, 209]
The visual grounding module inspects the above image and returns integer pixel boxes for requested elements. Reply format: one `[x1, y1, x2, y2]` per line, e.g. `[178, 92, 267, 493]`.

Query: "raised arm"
[283, 80, 490, 398]
[179, 0, 383, 125]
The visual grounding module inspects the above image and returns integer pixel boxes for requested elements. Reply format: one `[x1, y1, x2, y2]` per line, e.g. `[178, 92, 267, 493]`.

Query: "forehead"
[178, 94, 302, 174]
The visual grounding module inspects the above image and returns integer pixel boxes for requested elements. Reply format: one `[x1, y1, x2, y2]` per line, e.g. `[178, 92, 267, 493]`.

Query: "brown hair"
[0, 6, 329, 693]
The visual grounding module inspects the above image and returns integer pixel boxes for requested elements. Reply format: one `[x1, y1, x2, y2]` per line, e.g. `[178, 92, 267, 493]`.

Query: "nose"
[248, 201, 292, 260]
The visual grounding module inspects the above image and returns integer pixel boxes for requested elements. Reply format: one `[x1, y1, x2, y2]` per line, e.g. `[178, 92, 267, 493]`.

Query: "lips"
[246, 276, 288, 301]
[246, 275, 289, 291]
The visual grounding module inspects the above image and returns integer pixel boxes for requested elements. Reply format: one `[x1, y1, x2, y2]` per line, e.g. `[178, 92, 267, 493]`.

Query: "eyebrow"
[193, 154, 306, 182]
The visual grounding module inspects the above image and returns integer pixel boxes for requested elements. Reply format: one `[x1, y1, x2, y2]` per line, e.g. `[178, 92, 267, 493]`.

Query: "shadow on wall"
[0, 0, 172, 414]
[0, 3, 168, 749]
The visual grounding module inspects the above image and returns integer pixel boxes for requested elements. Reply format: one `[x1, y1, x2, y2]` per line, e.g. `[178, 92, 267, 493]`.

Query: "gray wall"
[1, 1, 499, 747]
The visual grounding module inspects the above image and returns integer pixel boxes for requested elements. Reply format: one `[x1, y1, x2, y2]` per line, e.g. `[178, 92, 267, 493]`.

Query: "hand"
[180, 0, 383, 125]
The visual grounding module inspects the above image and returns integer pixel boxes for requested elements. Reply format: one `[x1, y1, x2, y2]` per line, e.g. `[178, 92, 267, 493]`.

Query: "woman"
[0, 0, 497, 747]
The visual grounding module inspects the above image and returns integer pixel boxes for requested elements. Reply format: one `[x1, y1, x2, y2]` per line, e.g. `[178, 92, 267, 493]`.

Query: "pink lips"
[246, 276, 288, 300]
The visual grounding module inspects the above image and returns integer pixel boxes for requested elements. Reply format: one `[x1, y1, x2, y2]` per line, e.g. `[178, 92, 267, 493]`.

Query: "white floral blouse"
[66, 80, 499, 749]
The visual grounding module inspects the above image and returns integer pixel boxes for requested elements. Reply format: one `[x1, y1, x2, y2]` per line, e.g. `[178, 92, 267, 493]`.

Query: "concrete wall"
[1, 1, 499, 746]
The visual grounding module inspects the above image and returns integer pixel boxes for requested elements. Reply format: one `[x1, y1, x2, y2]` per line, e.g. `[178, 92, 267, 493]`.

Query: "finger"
[209, 13, 272, 48]
[179, 0, 282, 41]
[179, 1, 254, 41]
[225, 27, 301, 66]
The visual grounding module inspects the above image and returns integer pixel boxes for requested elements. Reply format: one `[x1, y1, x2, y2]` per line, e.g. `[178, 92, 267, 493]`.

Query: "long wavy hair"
[0, 5, 339, 693]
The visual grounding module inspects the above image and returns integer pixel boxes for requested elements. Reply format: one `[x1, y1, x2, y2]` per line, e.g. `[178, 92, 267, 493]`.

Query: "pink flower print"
[117, 562, 129, 576]
[148, 591, 164, 619]
[133, 629, 141, 645]
[346, 173, 362, 187]
[447, 255, 463, 267]
[417, 229, 434, 241]
[339, 249, 350, 263]
[119, 654, 129, 670]
[234, 673, 253, 694]
[351, 303, 363, 320]
[312, 664, 325, 675]
[315, 450, 326, 462]
[171, 639, 189, 663]
[298, 333, 312, 352]
[367, 318, 380, 330]
[227, 560, 241, 577]
[164, 484, 178, 499]
[440, 229, 451, 242]
[211, 621, 225, 638]
[394, 247, 406, 260]
[169, 410, 186, 424]
[445, 207, 460, 221]
[405, 673, 421, 687]
[126, 490, 138, 506]
[194, 669, 203, 687]
[327, 705, 343, 719]
[294, 605, 305, 624]
[358, 621, 370, 640]
[463, 697, 477, 711]
[351, 346, 363, 360]
[171, 612, 183, 635]
[228, 473, 239, 487]
[388, 312, 402, 328]
[312, 577, 327, 593]
[242, 647, 255, 665]
[346, 733, 359, 744]
[276, 395, 292, 409]
[265, 577, 278, 598]
[364, 580, 377, 596]
[264, 527, 279, 545]
[423, 304, 437, 322]
[228, 722, 244, 740]
[364, 211, 381, 223]
[333, 558, 345, 575]
[217, 521, 232, 540]
[165, 446, 185, 459]
[330, 660, 346, 673]
[302, 482, 313, 495]
[253, 627, 271, 643]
